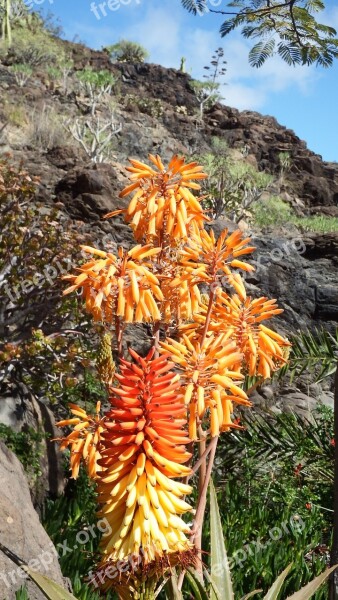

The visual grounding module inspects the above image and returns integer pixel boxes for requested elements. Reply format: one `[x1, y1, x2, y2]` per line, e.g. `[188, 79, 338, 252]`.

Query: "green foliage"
[0, 26, 62, 66]
[15, 587, 29, 600]
[11, 62, 32, 87]
[0, 156, 94, 404]
[197, 139, 273, 219]
[0, 423, 46, 478]
[279, 327, 338, 382]
[207, 407, 334, 598]
[43, 469, 114, 600]
[252, 196, 293, 227]
[252, 196, 338, 231]
[105, 39, 149, 63]
[191, 48, 227, 120]
[76, 68, 117, 116]
[181, 0, 338, 67]
[191, 80, 222, 118]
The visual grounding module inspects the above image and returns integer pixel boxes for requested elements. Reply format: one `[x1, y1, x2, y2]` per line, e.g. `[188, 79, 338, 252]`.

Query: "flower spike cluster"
[160, 334, 250, 438]
[57, 154, 291, 598]
[56, 401, 104, 479]
[182, 292, 291, 379]
[105, 154, 208, 243]
[63, 245, 164, 324]
[170, 223, 256, 300]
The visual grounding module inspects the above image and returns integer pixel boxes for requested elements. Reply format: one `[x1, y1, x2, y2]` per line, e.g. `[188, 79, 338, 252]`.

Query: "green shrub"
[294, 214, 338, 233]
[198, 138, 273, 219]
[252, 195, 293, 227]
[252, 196, 338, 232]
[207, 406, 334, 598]
[0, 28, 62, 67]
[105, 39, 149, 63]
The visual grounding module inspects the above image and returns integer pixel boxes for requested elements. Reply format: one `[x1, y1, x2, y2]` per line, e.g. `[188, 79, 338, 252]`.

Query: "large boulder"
[0, 442, 67, 599]
[0, 387, 65, 508]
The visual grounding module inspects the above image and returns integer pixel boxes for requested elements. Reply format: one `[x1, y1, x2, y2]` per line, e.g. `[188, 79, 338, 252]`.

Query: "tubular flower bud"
[93, 347, 195, 592]
[56, 401, 104, 479]
[160, 334, 250, 439]
[104, 154, 208, 243]
[97, 332, 115, 385]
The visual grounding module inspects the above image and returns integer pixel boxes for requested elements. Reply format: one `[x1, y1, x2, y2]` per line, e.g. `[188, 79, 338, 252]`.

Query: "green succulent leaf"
[210, 479, 234, 600]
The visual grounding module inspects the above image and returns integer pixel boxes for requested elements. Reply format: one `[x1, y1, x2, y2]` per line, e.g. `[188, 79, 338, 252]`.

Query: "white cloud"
[73, 1, 322, 113]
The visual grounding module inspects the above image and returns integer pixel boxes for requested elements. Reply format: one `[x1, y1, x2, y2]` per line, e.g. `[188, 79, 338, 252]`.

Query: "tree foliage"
[181, 0, 338, 67]
[0, 156, 91, 403]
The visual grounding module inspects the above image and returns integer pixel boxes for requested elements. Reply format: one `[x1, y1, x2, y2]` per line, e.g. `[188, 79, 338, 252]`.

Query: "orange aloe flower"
[93, 347, 195, 590]
[56, 401, 104, 479]
[160, 334, 250, 439]
[63, 245, 164, 324]
[210, 292, 291, 378]
[104, 154, 208, 243]
[170, 224, 256, 301]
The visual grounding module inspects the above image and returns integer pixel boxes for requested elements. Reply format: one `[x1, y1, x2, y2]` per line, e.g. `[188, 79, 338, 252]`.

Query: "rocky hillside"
[1, 36, 338, 483]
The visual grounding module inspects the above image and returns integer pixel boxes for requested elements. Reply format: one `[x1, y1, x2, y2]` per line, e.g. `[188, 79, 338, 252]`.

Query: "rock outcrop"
[0, 442, 66, 599]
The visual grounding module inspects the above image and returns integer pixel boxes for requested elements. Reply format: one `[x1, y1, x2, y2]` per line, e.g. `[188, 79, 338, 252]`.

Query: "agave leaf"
[22, 569, 78, 600]
[263, 564, 293, 600]
[241, 592, 263, 600]
[0, 542, 77, 600]
[286, 565, 337, 599]
[163, 571, 183, 600]
[185, 569, 209, 600]
[210, 479, 234, 600]
[203, 567, 222, 600]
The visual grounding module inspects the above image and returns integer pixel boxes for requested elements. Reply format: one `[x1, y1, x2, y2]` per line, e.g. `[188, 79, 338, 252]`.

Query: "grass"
[252, 196, 338, 233]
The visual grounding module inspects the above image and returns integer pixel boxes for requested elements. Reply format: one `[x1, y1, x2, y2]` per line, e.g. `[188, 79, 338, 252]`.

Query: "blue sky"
[39, 0, 338, 162]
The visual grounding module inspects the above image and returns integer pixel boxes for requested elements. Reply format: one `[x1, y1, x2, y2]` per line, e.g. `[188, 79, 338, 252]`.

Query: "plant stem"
[153, 321, 160, 357]
[188, 440, 215, 479]
[115, 315, 123, 357]
[196, 427, 206, 554]
[200, 287, 215, 348]
[192, 435, 219, 573]
[192, 285, 217, 573]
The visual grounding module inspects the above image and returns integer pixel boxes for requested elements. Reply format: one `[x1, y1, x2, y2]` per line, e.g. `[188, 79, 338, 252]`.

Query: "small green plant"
[76, 67, 117, 116]
[0, 424, 46, 478]
[198, 138, 273, 219]
[105, 39, 149, 63]
[3, 100, 27, 126]
[11, 63, 33, 87]
[252, 196, 338, 232]
[15, 586, 29, 600]
[64, 114, 122, 163]
[252, 195, 293, 227]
